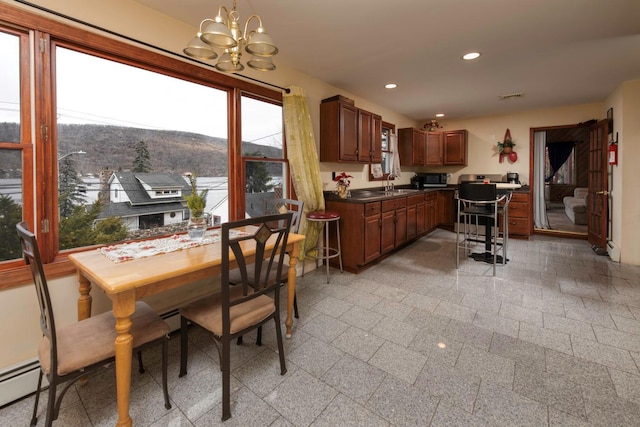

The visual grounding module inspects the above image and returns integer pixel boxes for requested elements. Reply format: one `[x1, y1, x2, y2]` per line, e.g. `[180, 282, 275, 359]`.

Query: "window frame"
[0, 3, 284, 288]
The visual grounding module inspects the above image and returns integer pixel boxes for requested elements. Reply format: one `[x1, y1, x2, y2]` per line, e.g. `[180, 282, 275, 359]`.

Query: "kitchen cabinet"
[357, 109, 383, 163]
[320, 95, 382, 164]
[425, 132, 443, 165]
[425, 192, 437, 231]
[398, 127, 426, 166]
[381, 197, 407, 254]
[438, 190, 455, 230]
[363, 202, 382, 263]
[501, 191, 531, 237]
[407, 194, 424, 240]
[422, 129, 468, 166]
[443, 130, 468, 166]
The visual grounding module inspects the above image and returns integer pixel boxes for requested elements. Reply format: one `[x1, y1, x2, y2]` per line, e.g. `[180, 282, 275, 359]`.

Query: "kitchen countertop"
[324, 185, 529, 203]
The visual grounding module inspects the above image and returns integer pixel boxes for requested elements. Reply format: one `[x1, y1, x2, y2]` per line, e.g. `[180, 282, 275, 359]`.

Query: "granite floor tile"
[433, 300, 477, 323]
[299, 313, 349, 342]
[341, 289, 383, 310]
[319, 354, 386, 405]
[611, 313, 640, 335]
[193, 386, 280, 427]
[310, 393, 389, 427]
[370, 298, 414, 321]
[519, 321, 573, 355]
[430, 403, 489, 427]
[473, 381, 548, 426]
[548, 408, 591, 427]
[564, 304, 617, 329]
[365, 375, 439, 426]
[545, 349, 616, 392]
[403, 308, 452, 334]
[459, 293, 502, 315]
[592, 324, 640, 353]
[522, 294, 566, 316]
[608, 367, 640, 406]
[372, 283, 409, 302]
[489, 332, 547, 371]
[370, 316, 418, 347]
[330, 326, 385, 362]
[543, 312, 597, 341]
[571, 335, 639, 374]
[414, 359, 481, 413]
[472, 311, 520, 338]
[455, 342, 515, 387]
[499, 302, 544, 327]
[401, 292, 440, 312]
[311, 296, 353, 318]
[264, 370, 337, 427]
[368, 341, 427, 384]
[232, 349, 298, 398]
[337, 304, 383, 330]
[443, 319, 495, 352]
[287, 337, 343, 378]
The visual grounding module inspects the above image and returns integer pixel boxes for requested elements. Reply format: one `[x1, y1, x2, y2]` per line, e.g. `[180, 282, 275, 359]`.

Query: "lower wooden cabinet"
[325, 189, 451, 273]
[501, 192, 531, 237]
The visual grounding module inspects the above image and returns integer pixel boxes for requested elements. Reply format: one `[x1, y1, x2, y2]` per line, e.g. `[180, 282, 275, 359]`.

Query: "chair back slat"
[221, 213, 293, 333]
[16, 222, 58, 369]
[263, 198, 304, 233]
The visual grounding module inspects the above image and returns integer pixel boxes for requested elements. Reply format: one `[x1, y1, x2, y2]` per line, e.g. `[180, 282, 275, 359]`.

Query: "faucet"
[385, 173, 396, 192]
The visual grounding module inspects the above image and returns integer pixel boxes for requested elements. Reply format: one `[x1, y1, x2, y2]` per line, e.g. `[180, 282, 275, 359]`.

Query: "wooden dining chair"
[178, 212, 293, 421]
[16, 222, 171, 427]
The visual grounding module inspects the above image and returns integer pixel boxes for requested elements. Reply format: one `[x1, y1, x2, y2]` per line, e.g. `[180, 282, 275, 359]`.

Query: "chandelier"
[183, 0, 278, 72]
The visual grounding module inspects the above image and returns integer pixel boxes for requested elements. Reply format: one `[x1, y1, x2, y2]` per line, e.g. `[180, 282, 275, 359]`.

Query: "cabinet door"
[357, 109, 373, 162]
[364, 213, 381, 263]
[438, 191, 455, 228]
[407, 204, 417, 240]
[414, 130, 426, 165]
[381, 210, 395, 254]
[443, 130, 468, 166]
[371, 113, 382, 163]
[416, 201, 426, 234]
[395, 207, 407, 247]
[425, 132, 443, 165]
[340, 103, 359, 162]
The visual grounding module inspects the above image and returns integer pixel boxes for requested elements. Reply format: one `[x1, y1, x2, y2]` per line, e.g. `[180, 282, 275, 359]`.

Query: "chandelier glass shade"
[183, 0, 278, 72]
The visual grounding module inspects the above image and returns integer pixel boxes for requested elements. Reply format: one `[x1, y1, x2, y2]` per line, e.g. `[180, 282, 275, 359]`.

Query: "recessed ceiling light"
[462, 52, 481, 60]
[385, 83, 397, 89]
[435, 113, 445, 118]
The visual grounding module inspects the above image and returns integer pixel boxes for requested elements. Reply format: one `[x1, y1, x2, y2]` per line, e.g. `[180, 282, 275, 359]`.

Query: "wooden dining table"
[68, 231, 305, 427]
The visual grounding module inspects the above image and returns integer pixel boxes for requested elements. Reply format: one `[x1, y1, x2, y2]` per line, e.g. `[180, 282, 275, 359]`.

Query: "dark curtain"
[546, 141, 575, 181]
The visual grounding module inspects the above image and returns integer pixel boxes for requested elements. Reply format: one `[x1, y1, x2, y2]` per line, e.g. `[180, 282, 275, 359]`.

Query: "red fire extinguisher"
[609, 142, 618, 166]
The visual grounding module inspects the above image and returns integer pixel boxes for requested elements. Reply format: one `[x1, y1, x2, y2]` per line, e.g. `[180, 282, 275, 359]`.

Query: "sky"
[0, 33, 283, 148]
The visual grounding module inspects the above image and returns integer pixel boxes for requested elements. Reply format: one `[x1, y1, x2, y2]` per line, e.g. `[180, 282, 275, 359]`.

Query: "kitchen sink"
[377, 189, 423, 194]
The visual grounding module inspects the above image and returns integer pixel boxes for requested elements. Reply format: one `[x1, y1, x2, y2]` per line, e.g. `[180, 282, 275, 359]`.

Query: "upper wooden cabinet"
[443, 130, 468, 166]
[320, 95, 382, 164]
[398, 127, 426, 166]
[401, 128, 468, 166]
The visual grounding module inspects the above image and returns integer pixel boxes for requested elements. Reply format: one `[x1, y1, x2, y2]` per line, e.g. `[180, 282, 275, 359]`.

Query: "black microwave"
[416, 173, 448, 188]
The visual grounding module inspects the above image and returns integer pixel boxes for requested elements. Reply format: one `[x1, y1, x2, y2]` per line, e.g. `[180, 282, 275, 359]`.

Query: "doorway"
[531, 124, 590, 237]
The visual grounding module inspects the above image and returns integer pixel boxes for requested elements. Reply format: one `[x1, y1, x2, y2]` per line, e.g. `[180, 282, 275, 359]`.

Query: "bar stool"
[302, 210, 343, 283]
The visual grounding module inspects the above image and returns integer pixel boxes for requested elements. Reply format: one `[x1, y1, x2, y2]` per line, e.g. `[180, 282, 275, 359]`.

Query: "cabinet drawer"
[407, 194, 424, 205]
[507, 202, 528, 218]
[510, 193, 529, 203]
[381, 197, 407, 212]
[364, 202, 381, 216]
[505, 217, 529, 235]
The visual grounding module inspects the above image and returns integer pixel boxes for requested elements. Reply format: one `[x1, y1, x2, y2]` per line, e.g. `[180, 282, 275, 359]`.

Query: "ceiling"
[135, 0, 640, 122]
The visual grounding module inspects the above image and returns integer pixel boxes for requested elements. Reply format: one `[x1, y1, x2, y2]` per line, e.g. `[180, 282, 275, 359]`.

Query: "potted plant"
[497, 138, 516, 154]
[184, 174, 208, 240]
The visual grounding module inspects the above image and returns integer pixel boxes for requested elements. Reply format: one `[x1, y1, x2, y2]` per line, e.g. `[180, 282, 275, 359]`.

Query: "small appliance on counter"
[415, 172, 448, 188]
[506, 172, 520, 184]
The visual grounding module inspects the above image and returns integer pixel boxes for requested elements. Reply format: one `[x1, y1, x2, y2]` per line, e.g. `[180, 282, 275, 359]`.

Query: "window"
[0, 5, 284, 285]
[0, 27, 33, 268]
[241, 95, 289, 218]
[370, 121, 395, 181]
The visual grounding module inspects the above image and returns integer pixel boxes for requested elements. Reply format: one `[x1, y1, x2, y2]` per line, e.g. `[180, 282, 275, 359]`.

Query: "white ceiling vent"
[499, 92, 524, 100]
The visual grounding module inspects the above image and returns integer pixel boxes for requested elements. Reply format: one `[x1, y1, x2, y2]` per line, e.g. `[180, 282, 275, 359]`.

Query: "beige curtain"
[283, 86, 324, 258]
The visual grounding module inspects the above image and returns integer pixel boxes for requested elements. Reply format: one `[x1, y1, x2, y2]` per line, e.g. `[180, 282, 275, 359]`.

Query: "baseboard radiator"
[0, 309, 181, 408]
[607, 241, 621, 262]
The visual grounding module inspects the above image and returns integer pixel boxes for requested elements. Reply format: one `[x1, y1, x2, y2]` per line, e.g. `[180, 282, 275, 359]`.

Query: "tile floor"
[3, 229, 640, 426]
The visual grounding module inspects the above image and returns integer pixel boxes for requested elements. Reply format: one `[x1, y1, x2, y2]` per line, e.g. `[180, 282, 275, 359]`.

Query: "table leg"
[285, 241, 301, 338]
[77, 272, 92, 321]
[113, 292, 136, 427]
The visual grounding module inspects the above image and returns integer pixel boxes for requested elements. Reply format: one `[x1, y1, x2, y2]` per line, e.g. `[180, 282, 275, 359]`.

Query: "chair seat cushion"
[39, 301, 169, 376]
[180, 287, 275, 336]
[307, 210, 340, 220]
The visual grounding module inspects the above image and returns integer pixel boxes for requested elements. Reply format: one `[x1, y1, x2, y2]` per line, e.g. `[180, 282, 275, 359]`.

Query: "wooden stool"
[302, 210, 343, 283]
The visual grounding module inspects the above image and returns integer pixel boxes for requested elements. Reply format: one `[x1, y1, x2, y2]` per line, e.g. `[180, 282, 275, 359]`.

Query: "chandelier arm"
[216, 5, 231, 24]
[198, 18, 215, 33]
[243, 14, 264, 38]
